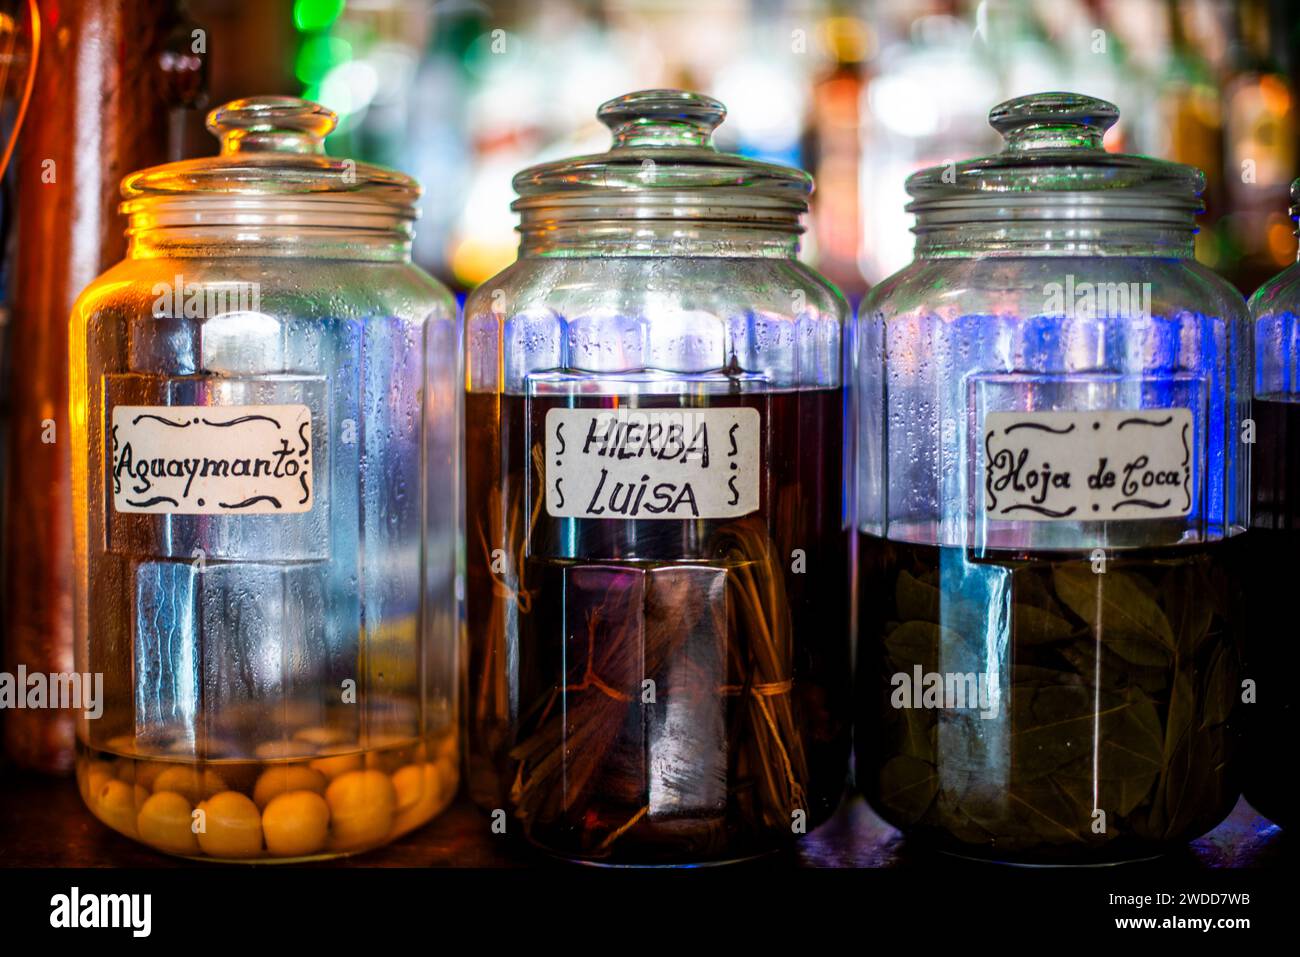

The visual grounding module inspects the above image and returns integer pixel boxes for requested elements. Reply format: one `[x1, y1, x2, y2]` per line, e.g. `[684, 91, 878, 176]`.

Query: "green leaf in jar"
[1010, 683, 1099, 778]
[1012, 663, 1085, 688]
[1011, 683, 1163, 784]
[959, 772, 1093, 848]
[934, 773, 1000, 845]
[1053, 755, 1152, 820]
[1153, 668, 1201, 828]
[1159, 668, 1197, 771]
[896, 569, 988, 643]
[1058, 640, 1170, 696]
[1010, 566, 1064, 613]
[1052, 567, 1174, 667]
[942, 806, 999, 846]
[1013, 603, 1075, 646]
[1198, 642, 1239, 731]
[1162, 561, 1216, 658]
[876, 754, 938, 823]
[896, 569, 940, 623]
[1157, 668, 1234, 840]
[1050, 687, 1163, 819]
[1017, 778, 1099, 846]
[895, 696, 938, 762]
[884, 620, 946, 675]
[1106, 686, 1165, 774]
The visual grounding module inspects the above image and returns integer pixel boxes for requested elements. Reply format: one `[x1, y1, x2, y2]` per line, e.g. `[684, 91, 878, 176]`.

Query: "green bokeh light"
[293, 0, 346, 33]
[296, 34, 352, 84]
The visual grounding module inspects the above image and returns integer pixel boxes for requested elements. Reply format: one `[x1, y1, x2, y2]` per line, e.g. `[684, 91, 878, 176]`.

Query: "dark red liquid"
[1243, 396, 1300, 826]
[465, 387, 850, 863]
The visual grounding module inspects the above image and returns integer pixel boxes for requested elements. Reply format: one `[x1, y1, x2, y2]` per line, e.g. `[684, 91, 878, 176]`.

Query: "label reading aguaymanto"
[982, 408, 1193, 521]
[544, 407, 761, 520]
[111, 404, 313, 514]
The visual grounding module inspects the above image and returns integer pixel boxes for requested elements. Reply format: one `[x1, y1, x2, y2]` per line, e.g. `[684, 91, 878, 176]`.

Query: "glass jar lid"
[905, 92, 1204, 226]
[1290, 178, 1300, 236]
[512, 89, 812, 226]
[121, 96, 420, 233]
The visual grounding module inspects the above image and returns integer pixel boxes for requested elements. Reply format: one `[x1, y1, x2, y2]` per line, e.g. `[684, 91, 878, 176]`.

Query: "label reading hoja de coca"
[982, 408, 1193, 521]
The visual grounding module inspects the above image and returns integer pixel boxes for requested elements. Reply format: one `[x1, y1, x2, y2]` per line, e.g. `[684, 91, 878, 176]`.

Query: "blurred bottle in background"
[805, 8, 871, 299]
[1221, 0, 1296, 291]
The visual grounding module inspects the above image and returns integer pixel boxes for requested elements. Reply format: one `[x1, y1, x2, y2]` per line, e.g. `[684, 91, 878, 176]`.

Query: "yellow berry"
[137, 791, 199, 855]
[95, 779, 138, 837]
[197, 791, 263, 859]
[435, 734, 458, 761]
[151, 766, 227, 803]
[128, 760, 169, 791]
[327, 769, 396, 850]
[310, 745, 363, 780]
[82, 761, 115, 802]
[389, 763, 445, 839]
[391, 764, 425, 812]
[252, 765, 328, 809]
[263, 790, 330, 858]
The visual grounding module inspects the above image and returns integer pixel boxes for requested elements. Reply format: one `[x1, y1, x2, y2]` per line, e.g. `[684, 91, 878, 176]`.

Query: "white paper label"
[982, 408, 1192, 521]
[544, 407, 760, 520]
[111, 404, 313, 514]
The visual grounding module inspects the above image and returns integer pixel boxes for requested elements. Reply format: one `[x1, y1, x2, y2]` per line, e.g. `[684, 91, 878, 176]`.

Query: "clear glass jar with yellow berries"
[70, 97, 460, 860]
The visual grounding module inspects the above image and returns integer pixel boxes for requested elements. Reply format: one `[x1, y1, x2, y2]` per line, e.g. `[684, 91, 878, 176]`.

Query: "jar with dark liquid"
[1243, 178, 1300, 828]
[854, 93, 1249, 863]
[464, 90, 851, 864]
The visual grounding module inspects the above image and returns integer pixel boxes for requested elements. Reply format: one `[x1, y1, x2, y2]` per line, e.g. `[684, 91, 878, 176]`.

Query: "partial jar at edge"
[854, 93, 1250, 863]
[464, 90, 852, 864]
[1243, 177, 1300, 829]
[69, 97, 460, 861]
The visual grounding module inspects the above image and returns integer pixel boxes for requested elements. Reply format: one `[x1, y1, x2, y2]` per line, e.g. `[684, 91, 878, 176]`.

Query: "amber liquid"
[466, 388, 850, 863]
[856, 535, 1244, 863]
[76, 729, 458, 861]
[1244, 397, 1300, 826]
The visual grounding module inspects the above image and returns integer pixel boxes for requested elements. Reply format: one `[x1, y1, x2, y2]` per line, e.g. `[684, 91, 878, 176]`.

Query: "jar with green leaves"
[854, 93, 1249, 862]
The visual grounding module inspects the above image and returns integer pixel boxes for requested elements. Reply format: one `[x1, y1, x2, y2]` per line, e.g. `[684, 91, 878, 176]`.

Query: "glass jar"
[464, 90, 851, 864]
[1243, 178, 1300, 828]
[854, 93, 1249, 863]
[69, 97, 459, 860]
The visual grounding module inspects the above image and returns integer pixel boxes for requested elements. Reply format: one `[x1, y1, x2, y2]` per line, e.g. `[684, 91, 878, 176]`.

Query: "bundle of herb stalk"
[859, 539, 1243, 863]
[505, 513, 812, 863]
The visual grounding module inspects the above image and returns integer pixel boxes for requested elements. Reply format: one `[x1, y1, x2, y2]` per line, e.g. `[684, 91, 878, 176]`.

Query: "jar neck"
[122, 194, 418, 261]
[911, 200, 1199, 259]
[517, 216, 802, 258]
[913, 220, 1197, 259]
[127, 227, 413, 262]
